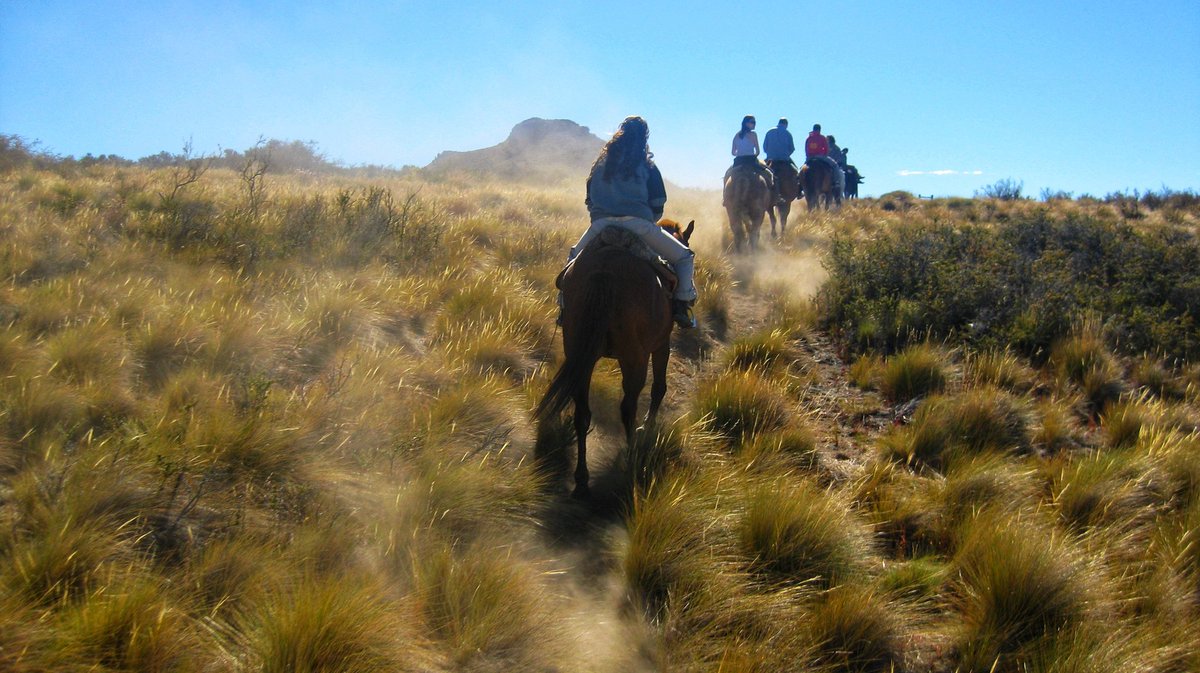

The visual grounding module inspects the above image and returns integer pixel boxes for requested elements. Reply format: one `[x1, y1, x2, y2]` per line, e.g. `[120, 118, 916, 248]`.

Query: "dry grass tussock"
[1, 160, 1198, 671]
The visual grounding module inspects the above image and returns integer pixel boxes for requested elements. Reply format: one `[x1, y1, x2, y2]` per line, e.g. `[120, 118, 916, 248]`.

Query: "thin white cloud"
[897, 169, 985, 177]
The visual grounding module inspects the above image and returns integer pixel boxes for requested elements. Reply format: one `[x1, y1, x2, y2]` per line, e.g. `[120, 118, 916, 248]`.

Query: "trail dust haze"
[726, 245, 827, 301]
[753, 246, 826, 298]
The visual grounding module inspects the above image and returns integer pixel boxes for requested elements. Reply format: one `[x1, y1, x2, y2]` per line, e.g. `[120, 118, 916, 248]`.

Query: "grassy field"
[1, 152, 1198, 672]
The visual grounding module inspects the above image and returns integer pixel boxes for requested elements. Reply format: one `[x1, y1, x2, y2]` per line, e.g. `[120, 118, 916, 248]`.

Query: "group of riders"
[559, 115, 863, 332]
[724, 115, 859, 204]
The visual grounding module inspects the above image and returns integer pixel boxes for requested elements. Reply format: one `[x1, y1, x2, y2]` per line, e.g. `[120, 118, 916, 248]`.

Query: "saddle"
[555, 225, 678, 294]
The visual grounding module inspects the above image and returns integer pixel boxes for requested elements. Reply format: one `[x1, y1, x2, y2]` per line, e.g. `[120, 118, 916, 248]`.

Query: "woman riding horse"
[568, 116, 696, 327]
[539, 116, 698, 498]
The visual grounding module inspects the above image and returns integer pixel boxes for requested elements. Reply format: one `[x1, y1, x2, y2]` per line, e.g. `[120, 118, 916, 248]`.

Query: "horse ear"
[683, 220, 695, 242]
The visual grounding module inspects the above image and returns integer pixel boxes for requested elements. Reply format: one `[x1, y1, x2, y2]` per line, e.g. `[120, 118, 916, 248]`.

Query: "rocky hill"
[424, 118, 604, 183]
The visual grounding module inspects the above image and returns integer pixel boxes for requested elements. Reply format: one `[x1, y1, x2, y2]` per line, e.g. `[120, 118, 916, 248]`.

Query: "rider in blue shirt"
[763, 118, 796, 166]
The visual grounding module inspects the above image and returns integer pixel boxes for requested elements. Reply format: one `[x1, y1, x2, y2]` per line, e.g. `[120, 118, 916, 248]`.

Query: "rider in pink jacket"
[804, 124, 843, 194]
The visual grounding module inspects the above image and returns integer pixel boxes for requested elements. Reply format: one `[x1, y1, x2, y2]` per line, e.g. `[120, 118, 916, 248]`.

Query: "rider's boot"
[671, 299, 697, 329]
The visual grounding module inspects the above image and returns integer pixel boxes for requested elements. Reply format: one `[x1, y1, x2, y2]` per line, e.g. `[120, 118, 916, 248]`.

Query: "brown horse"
[536, 219, 695, 499]
[800, 160, 843, 210]
[766, 160, 801, 237]
[723, 165, 770, 252]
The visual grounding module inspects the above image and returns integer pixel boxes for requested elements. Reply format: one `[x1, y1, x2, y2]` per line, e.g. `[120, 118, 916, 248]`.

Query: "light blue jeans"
[569, 216, 697, 301]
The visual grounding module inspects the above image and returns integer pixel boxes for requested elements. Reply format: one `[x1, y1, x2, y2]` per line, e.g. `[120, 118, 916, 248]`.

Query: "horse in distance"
[800, 160, 843, 210]
[766, 159, 801, 238]
[723, 165, 770, 252]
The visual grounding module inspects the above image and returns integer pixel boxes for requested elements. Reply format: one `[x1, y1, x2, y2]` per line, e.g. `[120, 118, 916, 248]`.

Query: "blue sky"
[2, 1, 1198, 197]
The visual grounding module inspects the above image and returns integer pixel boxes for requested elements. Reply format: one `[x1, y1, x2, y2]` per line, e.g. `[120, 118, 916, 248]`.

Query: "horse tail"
[534, 271, 614, 421]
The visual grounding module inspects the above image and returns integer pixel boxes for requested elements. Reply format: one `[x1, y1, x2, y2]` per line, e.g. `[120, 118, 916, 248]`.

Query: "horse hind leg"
[749, 207, 766, 251]
[643, 344, 670, 429]
[726, 206, 745, 253]
[571, 375, 593, 499]
[618, 356, 649, 448]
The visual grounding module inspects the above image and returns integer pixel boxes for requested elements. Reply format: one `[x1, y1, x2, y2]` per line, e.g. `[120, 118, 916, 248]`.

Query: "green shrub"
[951, 514, 1097, 671]
[738, 479, 871, 588]
[249, 575, 413, 673]
[804, 585, 907, 672]
[693, 369, 792, 443]
[977, 177, 1024, 201]
[738, 427, 819, 471]
[820, 212, 1200, 361]
[724, 328, 795, 376]
[412, 542, 561, 668]
[882, 387, 1031, 469]
[879, 343, 949, 403]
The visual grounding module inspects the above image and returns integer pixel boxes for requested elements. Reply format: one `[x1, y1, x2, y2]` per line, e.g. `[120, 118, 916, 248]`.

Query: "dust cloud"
[741, 245, 827, 300]
[669, 189, 829, 303]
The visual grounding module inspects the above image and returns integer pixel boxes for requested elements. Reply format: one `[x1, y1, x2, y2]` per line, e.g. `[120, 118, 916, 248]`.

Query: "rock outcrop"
[424, 118, 604, 182]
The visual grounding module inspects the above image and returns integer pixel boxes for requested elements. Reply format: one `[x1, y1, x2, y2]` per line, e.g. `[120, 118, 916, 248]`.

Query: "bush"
[879, 343, 950, 403]
[878, 557, 947, 602]
[963, 348, 1039, 394]
[52, 575, 198, 672]
[882, 387, 1031, 469]
[738, 479, 871, 588]
[624, 475, 738, 621]
[951, 514, 1097, 671]
[693, 369, 792, 443]
[724, 328, 796, 376]
[976, 177, 1025, 200]
[820, 212, 1200, 361]
[412, 542, 561, 668]
[1050, 451, 1163, 534]
[737, 427, 819, 471]
[877, 190, 916, 211]
[249, 575, 413, 673]
[804, 585, 907, 672]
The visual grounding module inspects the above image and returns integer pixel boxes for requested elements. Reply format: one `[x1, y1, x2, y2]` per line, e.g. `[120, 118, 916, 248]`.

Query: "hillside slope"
[1, 161, 1198, 672]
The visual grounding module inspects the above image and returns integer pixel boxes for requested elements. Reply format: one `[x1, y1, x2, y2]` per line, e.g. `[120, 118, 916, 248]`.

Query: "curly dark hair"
[594, 116, 651, 181]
